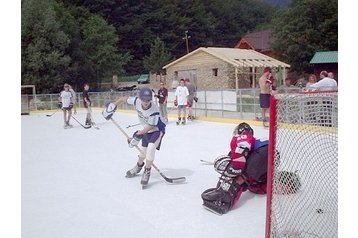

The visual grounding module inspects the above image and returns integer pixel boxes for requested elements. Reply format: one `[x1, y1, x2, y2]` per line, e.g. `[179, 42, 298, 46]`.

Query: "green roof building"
[310, 51, 338, 82]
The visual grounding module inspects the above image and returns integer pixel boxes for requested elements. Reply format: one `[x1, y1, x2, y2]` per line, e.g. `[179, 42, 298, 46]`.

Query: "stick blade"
[164, 176, 186, 184]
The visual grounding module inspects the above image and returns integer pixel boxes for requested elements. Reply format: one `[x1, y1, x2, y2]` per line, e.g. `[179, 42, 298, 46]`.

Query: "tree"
[21, 0, 71, 93]
[80, 15, 132, 89]
[271, 0, 338, 73]
[143, 37, 174, 74]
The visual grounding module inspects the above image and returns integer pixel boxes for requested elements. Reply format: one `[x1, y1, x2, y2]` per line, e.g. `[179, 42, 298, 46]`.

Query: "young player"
[201, 122, 269, 215]
[82, 83, 92, 126]
[58, 83, 74, 129]
[174, 79, 189, 125]
[102, 87, 166, 187]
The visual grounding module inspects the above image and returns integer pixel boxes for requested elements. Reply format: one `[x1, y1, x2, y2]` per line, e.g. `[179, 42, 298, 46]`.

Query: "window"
[212, 68, 218, 76]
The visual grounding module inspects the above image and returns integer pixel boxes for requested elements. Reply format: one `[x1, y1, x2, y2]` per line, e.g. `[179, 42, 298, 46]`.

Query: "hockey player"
[201, 122, 269, 215]
[82, 83, 92, 126]
[59, 83, 74, 129]
[174, 79, 189, 125]
[102, 87, 166, 187]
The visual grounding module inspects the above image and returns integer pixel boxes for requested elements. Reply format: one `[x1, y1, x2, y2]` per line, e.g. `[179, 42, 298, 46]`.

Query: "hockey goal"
[266, 91, 338, 238]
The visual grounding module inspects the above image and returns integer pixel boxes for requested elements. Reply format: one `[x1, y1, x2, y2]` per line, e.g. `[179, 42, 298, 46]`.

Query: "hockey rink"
[21, 110, 270, 238]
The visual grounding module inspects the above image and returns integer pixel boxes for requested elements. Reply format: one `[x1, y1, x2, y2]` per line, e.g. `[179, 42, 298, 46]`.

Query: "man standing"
[82, 83, 92, 126]
[185, 79, 196, 120]
[175, 79, 189, 125]
[156, 82, 168, 123]
[258, 67, 275, 127]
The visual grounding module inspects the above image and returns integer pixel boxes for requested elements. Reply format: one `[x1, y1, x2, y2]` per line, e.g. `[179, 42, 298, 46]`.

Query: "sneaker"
[126, 162, 144, 178]
[141, 167, 151, 186]
[182, 120, 186, 125]
[66, 121, 73, 128]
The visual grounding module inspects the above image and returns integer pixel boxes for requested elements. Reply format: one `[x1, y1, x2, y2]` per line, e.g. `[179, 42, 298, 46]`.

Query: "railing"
[23, 89, 263, 120]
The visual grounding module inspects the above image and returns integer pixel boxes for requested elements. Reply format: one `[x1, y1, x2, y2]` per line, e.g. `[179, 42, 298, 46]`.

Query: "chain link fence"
[23, 88, 326, 121]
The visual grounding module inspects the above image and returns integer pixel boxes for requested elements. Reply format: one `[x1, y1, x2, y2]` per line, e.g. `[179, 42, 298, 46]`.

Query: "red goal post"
[266, 91, 338, 238]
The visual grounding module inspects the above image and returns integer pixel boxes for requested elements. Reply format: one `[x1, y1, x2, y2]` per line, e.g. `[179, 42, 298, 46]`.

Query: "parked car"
[137, 74, 150, 84]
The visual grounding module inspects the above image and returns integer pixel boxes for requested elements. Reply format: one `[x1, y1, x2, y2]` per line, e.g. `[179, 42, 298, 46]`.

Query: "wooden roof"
[163, 47, 290, 69]
[235, 29, 272, 52]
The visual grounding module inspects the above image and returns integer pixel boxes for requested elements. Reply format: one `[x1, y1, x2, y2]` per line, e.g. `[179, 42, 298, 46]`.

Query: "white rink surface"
[21, 111, 269, 238]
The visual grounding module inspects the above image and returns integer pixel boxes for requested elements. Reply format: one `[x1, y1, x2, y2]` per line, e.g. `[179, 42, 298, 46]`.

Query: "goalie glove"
[69, 102, 74, 109]
[174, 99, 178, 107]
[58, 102, 62, 109]
[102, 102, 117, 120]
[127, 131, 143, 148]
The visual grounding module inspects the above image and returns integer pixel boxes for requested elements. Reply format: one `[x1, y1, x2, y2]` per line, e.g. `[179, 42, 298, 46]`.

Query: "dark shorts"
[142, 131, 164, 150]
[259, 94, 270, 108]
[245, 145, 268, 182]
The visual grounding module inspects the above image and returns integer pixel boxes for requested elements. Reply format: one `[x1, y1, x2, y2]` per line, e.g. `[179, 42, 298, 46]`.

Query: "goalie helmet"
[233, 122, 254, 135]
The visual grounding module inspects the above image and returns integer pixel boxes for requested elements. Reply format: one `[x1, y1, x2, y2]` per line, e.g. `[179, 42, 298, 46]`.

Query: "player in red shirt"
[201, 122, 264, 215]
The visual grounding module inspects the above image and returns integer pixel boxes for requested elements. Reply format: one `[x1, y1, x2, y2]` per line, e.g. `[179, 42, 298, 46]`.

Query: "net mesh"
[268, 92, 338, 238]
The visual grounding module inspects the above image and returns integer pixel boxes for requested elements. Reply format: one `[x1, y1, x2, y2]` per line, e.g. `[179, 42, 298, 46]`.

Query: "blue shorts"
[259, 94, 270, 108]
[142, 131, 164, 150]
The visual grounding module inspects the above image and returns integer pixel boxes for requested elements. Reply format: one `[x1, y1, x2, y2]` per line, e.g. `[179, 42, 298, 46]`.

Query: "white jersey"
[127, 97, 166, 133]
[175, 85, 189, 105]
[60, 91, 73, 108]
[309, 77, 337, 91]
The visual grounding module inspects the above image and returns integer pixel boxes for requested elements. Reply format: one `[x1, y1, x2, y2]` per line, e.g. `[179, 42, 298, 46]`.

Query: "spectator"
[258, 67, 274, 127]
[185, 79, 196, 120]
[305, 74, 318, 89]
[174, 79, 189, 125]
[277, 78, 293, 93]
[309, 70, 337, 91]
[328, 72, 335, 80]
[156, 82, 168, 123]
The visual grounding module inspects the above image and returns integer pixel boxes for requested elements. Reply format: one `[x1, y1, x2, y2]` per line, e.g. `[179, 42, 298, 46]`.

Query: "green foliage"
[22, 0, 71, 93]
[22, 0, 132, 92]
[271, 0, 338, 73]
[143, 37, 174, 74]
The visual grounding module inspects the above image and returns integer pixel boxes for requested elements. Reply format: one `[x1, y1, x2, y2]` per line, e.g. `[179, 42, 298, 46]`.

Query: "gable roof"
[163, 47, 290, 69]
[310, 51, 338, 64]
[235, 29, 272, 52]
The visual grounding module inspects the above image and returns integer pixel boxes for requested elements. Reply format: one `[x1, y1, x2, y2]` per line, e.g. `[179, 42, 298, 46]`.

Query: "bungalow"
[234, 29, 274, 58]
[162, 47, 290, 91]
[310, 51, 338, 82]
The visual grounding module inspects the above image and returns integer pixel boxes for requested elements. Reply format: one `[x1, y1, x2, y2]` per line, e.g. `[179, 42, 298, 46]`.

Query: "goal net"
[266, 91, 338, 238]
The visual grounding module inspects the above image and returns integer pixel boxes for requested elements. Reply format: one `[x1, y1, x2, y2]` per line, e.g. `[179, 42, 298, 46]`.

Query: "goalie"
[201, 122, 269, 215]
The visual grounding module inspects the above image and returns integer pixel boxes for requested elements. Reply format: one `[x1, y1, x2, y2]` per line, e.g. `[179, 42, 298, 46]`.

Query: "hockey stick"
[126, 123, 141, 129]
[71, 115, 91, 129]
[200, 159, 214, 165]
[110, 118, 186, 184]
[46, 109, 60, 117]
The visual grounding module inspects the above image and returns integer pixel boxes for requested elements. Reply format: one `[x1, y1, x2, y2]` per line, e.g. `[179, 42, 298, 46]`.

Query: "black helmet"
[234, 122, 254, 135]
[139, 87, 152, 101]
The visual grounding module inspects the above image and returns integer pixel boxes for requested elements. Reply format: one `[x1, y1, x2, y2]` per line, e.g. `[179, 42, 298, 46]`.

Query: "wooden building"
[234, 29, 274, 58]
[162, 47, 290, 91]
